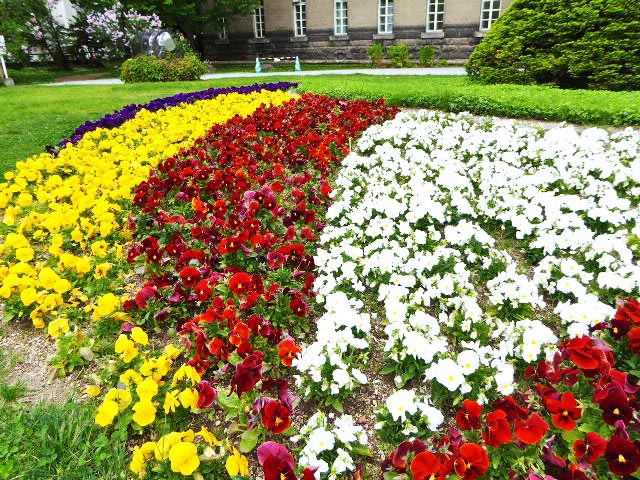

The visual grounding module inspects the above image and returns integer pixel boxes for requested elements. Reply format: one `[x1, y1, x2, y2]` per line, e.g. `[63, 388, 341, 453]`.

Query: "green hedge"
[119, 53, 208, 83]
[466, 0, 640, 91]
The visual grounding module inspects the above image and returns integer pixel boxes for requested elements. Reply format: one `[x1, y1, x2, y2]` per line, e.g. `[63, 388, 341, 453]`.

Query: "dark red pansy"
[196, 380, 217, 409]
[605, 436, 640, 476]
[390, 439, 427, 471]
[493, 395, 530, 421]
[257, 441, 296, 480]
[228, 321, 250, 347]
[456, 399, 483, 430]
[573, 432, 607, 463]
[194, 280, 212, 301]
[453, 443, 490, 480]
[290, 295, 308, 318]
[483, 409, 512, 447]
[597, 388, 633, 425]
[231, 351, 264, 398]
[261, 400, 291, 434]
[267, 252, 286, 270]
[411, 451, 445, 480]
[515, 413, 549, 445]
[614, 298, 640, 324]
[545, 391, 582, 431]
[628, 327, 640, 354]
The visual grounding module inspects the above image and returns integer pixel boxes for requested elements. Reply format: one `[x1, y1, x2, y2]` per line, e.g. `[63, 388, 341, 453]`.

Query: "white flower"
[457, 350, 480, 375]
[385, 389, 418, 421]
[434, 359, 465, 391]
[306, 428, 335, 455]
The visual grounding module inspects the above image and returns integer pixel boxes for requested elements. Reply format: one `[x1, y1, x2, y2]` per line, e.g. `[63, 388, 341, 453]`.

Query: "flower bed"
[1, 90, 639, 480]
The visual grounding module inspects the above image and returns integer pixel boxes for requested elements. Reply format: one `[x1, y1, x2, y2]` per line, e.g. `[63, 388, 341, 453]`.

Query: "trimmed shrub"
[119, 53, 207, 83]
[387, 43, 411, 68]
[466, 0, 640, 91]
[419, 45, 436, 66]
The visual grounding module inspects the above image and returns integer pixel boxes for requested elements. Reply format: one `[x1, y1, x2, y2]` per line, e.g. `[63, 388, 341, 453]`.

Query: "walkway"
[44, 66, 466, 86]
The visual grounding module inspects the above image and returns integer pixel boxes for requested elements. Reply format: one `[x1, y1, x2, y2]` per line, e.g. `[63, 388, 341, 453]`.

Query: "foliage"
[367, 43, 384, 66]
[418, 45, 436, 66]
[386, 44, 411, 68]
[466, 0, 640, 91]
[119, 52, 207, 82]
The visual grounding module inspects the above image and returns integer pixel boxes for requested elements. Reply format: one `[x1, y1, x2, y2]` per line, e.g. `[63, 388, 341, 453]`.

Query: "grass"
[1, 74, 639, 175]
[0, 352, 129, 479]
[7, 64, 121, 85]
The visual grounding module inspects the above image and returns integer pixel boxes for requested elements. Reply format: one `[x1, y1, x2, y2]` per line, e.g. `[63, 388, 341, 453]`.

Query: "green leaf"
[349, 443, 372, 458]
[239, 428, 261, 453]
[379, 364, 397, 375]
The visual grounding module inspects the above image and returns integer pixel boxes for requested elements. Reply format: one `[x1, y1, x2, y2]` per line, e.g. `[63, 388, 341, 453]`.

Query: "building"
[202, 0, 513, 63]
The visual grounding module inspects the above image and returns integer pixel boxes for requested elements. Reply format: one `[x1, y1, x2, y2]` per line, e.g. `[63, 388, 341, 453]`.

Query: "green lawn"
[1, 75, 639, 175]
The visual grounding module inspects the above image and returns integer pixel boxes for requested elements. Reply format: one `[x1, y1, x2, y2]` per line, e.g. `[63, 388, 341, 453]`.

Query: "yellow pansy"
[164, 390, 181, 414]
[93, 262, 111, 279]
[15, 247, 34, 262]
[172, 365, 201, 386]
[114, 334, 138, 362]
[178, 388, 198, 410]
[130, 327, 149, 346]
[17, 192, 33, 207]
[169, 442, 200, 476]
[83, 385, 101, 397]
[20, 287, 38, 306]
[38, 267, 60, 289]
[196, 426, 221, 446]
[225, 447, 249, 477]
[105, 387, 132, 411]
[136, 377, 159, 400]
[53, 278, 71, 294]
[164, 344, 181, 360]
[47, 317, 69, 338]
[120, 368, 144, 386]
[95, 400, 119, 426]
[93, 293, 120, 320]
[132, 400, 156, 427]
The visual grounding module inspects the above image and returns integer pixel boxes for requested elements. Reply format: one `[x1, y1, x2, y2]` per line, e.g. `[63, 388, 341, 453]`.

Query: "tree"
[109, 0, 260, 55]
[466, 0, 640, 91]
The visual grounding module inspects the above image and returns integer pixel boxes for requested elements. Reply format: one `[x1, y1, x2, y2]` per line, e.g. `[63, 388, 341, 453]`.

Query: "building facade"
[202, 0, 513, 63]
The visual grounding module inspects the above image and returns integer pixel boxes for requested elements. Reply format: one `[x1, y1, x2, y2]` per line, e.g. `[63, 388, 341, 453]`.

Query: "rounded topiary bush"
[120, 53, 207, 83]
[466, 0, 640, 91]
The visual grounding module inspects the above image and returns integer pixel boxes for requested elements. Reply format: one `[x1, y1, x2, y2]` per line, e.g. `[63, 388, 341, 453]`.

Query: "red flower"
[261, 400, 291, 434]
[290, 295, 308, 318]
[492, 395, 529, 421]
[194, 280, 212, 301]
[267, 251, 286, 269]
[196, 380, 217, 409]
[218, 237, 240, 254]
[545, 391, 582, 431]
[179, 266, 200, 288]
[453, 443, 489, 479]
[229, 272, 252, 296]
[228, 321, 250, 347]
[604, 436, 640, 476]
[257, 441, 296, 480]
[514, 413, 549, 444]
[278, 338, 302, 366]
[573, 432, 607, 463]
[628, 327, 640, 354]
[614, 298, 640, 324]
[456, 399, 483, 430]
[411, 452, 446, 480]
[483, 409, 512, 447]
[597, 388, 633, 425]
[231, 351, 264, 397]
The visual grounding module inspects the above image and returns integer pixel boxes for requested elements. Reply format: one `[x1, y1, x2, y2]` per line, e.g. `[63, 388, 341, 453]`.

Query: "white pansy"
[386, 389, 418, 421]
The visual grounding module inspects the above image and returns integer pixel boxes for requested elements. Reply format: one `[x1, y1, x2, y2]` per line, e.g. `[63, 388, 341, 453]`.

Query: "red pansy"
[231, 351, 264, 397]
[514, 413, 549, 444]
[290, 295, 308, 318]
[228, 321, 250, 347]
[545, 391, 582, 431]
[261, 400, 291, 434]
[456, 400, 483, 431]
[573, 432, 607, 463]
[453, 443, 490, 480]
[483, 409, 512, 447]
[278, 338, 302, 367]
[179, 267, 200, 288]
[628, 327, 640, 354]
[257, 441, 296, 480]
[411, 451, 446, 480]
[229, 272, 252, 296]
[196, 380, 217, 409]
[604, 436, 640, 476]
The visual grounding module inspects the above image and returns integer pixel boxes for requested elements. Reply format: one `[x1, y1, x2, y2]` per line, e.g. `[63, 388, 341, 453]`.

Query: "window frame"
[293, 0, 307, 37]
[378, 0, 394, 34]
[426, 0, 444, 32]
[253, 0, 265, 39]
[334, 0, 348, 36]
[479, 0, 501, 30]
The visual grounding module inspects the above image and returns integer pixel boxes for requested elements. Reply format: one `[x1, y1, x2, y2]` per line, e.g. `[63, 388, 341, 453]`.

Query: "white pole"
[0, 55, 8, 79]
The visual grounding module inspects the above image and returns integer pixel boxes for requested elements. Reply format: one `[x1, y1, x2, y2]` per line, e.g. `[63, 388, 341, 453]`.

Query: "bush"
[466, 0, 640, 91]
[119, 53, 207, 83]
[387, 43, 411, 68]
[418, 45, 436, 66]
[367, 43, 384, 67]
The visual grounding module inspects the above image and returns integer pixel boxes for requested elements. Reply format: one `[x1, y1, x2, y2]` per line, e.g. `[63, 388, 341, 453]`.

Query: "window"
[253, 0, 265, 38]
[217, 17, 228, 40]
[426, 0, 444, 31]
[480, 0, 501, 30]
[334, 1, 348, 36]
[378, 0, 394, 34]
[293, 0, 307, 37]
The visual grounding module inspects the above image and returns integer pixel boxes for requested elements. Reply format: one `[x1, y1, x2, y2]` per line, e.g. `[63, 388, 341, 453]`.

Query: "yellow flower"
[105, 387, 132, 411]
[178, 388, 198, 409]
[132, 400, 156, 427]
[93, 293, 120, 320]
[15, 247, 35, 262]
[130, 441, 157, 476]
[20, 287, 39, 306]
[120, 369, 143, 386]
[156, 431, 183, 460]
[38, 267, 60, 289]
[164, 390, 181, 414]
[136, 377, 159, 400]
[172, 365, 201, 386]
[114, 334, 138, 362]
[225, 447, 249, 477]
[95, 400, 119, 426]
[196, 426, 221, 446]
[83, 385, 101, 397]
[93, 262, 111, 279]
[5, 232, 29, 248]
[169, 442, 200, 476]
[164, 344, 181, 360]
[90, 239, 109, 258]
[130, 327, 149, 345]
[53, 278, 72, 294]
[17, 192, 33, 207]
[47, 317, 69, 338]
